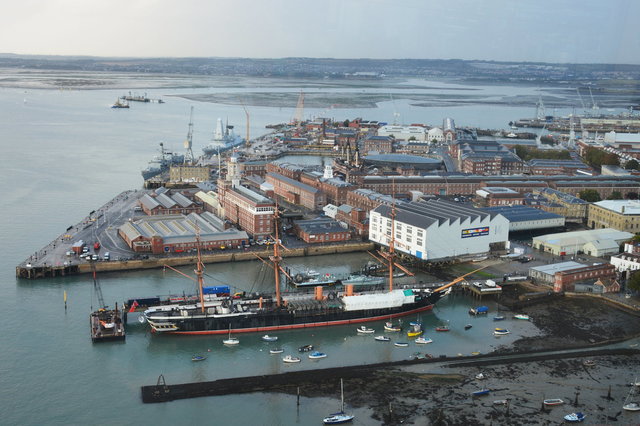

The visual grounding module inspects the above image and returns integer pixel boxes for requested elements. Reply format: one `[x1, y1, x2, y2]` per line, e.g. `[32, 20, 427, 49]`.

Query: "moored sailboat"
[323, 379, 354, 424]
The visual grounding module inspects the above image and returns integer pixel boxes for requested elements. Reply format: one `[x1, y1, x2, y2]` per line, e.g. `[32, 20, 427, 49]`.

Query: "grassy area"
[450, 264, 497, 279]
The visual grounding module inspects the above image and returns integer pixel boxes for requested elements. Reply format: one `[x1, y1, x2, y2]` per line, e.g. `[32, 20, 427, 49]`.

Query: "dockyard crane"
[588, 87, 599, 111]
[292, 91, 304, 124]
[576, 88, 587, 112]
[242, 105, 250, 147]
[183, 106, 195, 165]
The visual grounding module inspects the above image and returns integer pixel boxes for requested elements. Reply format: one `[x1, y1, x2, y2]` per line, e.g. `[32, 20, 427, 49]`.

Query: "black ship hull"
[148, 290, 445, 335]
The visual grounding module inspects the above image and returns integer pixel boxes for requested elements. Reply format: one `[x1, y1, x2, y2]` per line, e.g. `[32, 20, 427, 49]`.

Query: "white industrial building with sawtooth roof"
[369, 199, 509, 261]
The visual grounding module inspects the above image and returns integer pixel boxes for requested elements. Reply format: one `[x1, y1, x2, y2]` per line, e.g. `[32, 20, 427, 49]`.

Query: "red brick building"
[138, 192, 202, 216]
[217, 182, 275, 239]
[266, 172, 326, 210]
[363, 136, 394, 155]
[294, 218, 352, 244]
[554, 263, 616, 292]
[265, 162, 303, 180]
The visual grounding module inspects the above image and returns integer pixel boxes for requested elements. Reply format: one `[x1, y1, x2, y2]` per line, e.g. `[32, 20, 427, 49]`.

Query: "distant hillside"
[1, 55, 640, 84]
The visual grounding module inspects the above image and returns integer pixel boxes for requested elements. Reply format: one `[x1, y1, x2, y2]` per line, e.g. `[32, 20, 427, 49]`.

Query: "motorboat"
[493, 400, 508, 406]
[563, 412, 585, 422]
[475, 373, 485, 380]
[407, 323, 423, 337]
[384, 321, 401, 332]
[514, 314, 530, 320]
[435, 326, 450, 332]
[472, 389, 490, 397]
[356, 326, 375, 334]
[493, 315, 506, 321]
[191, 355, 206, 362]
[494, 328, 510, 336]
[309, 351, 327, 360]
[374, 335, 390, 342]
[269, 348, 284, 354]
[298, 344, 314, 352]
[543, 398, 564, 406]
[583, 360, 595, 367]
[464, 324, 473, 330]
[394, 342, 409, 347]
[469, 306, 488, 315]
[261, 334, 278, 342]
[415, 337, 432, 344]
[283, 355, 301, 363]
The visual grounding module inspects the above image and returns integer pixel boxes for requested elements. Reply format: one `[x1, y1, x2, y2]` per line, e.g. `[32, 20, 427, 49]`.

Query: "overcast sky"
[1, 0, 639, 64]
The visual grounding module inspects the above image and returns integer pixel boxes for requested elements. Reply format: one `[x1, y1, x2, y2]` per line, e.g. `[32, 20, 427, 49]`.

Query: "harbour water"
[0, 75, 563, 425]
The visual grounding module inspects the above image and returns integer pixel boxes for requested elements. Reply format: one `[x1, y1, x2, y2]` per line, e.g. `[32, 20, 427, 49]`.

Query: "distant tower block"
[323, 164, 334, 179]
[227, 154, 241, 187]
[292, 91, 304, 124]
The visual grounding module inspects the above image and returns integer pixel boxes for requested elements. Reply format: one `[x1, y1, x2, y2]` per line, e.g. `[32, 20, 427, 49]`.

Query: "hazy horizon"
[1, 0, 639, 65]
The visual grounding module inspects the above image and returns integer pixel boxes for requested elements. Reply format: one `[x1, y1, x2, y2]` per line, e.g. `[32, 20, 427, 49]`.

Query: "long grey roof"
[481, 205, 563, 222]
[373, 199, 491, 228]
[267, 172, 319, 193]
[295, 218, 347, 234]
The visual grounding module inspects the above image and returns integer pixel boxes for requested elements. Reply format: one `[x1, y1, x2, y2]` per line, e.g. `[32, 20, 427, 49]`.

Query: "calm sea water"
[0, 76, 553, 425]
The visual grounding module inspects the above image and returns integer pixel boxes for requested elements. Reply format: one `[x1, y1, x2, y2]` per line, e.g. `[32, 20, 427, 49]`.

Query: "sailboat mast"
[195, 226, 205, 314]
[340, 378, 345, 413]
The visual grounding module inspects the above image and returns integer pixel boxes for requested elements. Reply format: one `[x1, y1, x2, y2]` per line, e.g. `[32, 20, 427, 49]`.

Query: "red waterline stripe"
[167, 304, 434, 335]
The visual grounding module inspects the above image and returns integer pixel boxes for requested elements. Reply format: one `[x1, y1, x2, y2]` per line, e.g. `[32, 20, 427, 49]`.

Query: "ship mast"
[194, 225, 206, 314]
[270, 205, 282, 307]
[388, 181, 396, 293]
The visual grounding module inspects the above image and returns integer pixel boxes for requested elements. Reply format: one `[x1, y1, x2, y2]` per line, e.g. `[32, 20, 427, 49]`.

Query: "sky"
[1, 0, 640, 64]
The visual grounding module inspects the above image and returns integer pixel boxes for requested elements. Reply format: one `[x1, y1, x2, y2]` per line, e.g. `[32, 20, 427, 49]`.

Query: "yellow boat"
[407, 323, 423, 337]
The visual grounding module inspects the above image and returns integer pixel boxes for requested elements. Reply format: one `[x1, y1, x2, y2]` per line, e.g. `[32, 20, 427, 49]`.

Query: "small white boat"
[269, 348, 284, 354]
[223, 325, 238, 345]
[475, 373, 485, 380]
[563, 412, 585, 422]
[309, 351, 327, 359]
[394, 342, 409, 347]
[494, 328, 510, 336]
[356, 326, 375, 334]
[374, 335, 390, 342]
[493, 399, 508, 406]
[543, 398, 564, 406]
[583, 360, 595, 367]
[513, 314, 530, 320]
[624, 402, 640, 411]
[415, 337, 432, 344]
[384, 321, 401, 332]
[283, 355, 301, 363]
[261, 334, 278, 342]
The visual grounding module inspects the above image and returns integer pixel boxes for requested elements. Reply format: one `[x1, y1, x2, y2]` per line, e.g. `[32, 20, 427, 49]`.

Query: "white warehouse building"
[377, 125, 427, 142]
[369, 199, 509, 261]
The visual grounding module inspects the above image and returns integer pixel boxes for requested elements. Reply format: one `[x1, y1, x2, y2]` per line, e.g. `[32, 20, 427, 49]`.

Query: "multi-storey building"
[265, 172, 326, 210]
[588, 200, 640, 233]
[369, 199, 509, 261]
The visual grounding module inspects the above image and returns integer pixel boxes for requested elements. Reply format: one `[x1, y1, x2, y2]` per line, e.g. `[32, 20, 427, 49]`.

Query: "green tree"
[626, 159, 640, 170]
[627, 192, 639, 200]
[607, 191, 623, 200]
[343, 119, 350, 127]
[628, 271, 640, 292]
[408, 136, 417, 141]
[579, 189, 601, 202]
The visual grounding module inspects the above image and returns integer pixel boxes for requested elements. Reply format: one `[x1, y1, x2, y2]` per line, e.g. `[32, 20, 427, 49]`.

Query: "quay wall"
[18, 242, 375, 279]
